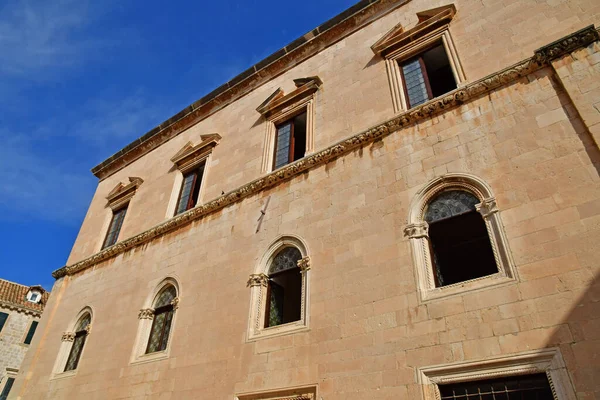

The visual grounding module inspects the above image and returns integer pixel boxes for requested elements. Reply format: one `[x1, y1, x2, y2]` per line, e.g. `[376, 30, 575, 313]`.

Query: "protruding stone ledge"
[52, 25, 598, 280]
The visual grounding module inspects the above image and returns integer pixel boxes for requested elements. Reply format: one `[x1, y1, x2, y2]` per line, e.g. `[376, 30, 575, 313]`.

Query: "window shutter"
[24, 320, 39, 345]
[0, 312, 8, 333]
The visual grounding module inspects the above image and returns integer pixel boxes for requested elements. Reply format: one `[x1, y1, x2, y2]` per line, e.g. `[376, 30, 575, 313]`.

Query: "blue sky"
[0, 0, 357, 291]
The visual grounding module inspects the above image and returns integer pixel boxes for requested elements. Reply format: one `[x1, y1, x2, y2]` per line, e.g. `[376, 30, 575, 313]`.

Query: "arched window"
[425, 190, 497, 287]
[265, 247, 303, 327]
[64, 313, 91, 371]
[53, 307, 93, 376]
[247, 235, 311, 340]
[131, 278, 180, 364]
[405, 173, 516, 301]
[146, 285, 177, 354]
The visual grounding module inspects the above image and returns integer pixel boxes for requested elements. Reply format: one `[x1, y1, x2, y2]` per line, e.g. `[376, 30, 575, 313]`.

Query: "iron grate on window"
[438, 373, 554, 400]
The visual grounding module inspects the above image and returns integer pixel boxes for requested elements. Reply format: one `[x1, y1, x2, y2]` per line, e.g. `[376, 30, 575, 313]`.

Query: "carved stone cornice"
[404, 222, 429, 239]
[297, 256, 311, 272]
[533, 25, 600, 65]
[246, 274, 269, 287]
[61, 332, 75, 342]
[138, 308, 155, 320]
[52, 26, 599, 280]
[476, 197, 498, 218]
[90, 0, 413, 181]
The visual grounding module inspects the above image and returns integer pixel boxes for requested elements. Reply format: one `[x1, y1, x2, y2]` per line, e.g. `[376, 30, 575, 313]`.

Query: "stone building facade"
[0, 280, 48, 399]
[10, 0, 600, 399]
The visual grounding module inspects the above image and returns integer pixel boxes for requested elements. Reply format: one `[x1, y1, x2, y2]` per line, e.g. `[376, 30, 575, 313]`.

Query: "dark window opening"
[175, 163, 206, 215]
[0, 312, 7, 333]
[146, 285, 177, 354]
[400, 43, 457, 108]
[439, 373, 554, 399]
[64, 314, 91, 372]
[425, 191, 497, 287]
[0, 377, 15, 400]
[24, 320, 39, 345]
[265, 247, 302, 328]
[273, 111, 307, 170]
[102, 205, 128, 249]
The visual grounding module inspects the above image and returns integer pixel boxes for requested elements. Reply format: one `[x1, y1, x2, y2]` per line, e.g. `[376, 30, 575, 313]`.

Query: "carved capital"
[476, 197, 498, 218]
[85, 323, 92, 334]
[404, 222, 429, 239]
[138, 308, 155, 320]
[247, 273, 269, 287]
[297, 256, 311, 272]
[61, 332, 75, 342]
[170, 297, 180, 310]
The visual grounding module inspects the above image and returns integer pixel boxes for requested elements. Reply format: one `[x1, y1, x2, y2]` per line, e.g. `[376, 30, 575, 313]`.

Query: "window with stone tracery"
[425, 190, 497, 287]
[247, 235, 311, 340]
[146, 285, 177, 354]
[405, 173, 516, 301]
[64, 313, 91, 371]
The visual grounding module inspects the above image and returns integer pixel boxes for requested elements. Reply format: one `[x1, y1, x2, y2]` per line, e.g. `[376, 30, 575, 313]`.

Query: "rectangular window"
[23, 320, 39, 345]
[102, 205, 128, 249]
[400, 43, 457, 108]
[0, 312, 8, 333]
[438, 373, 553, 399]
[0, 377, 14, 400]
[175, 163, 205, 215]
[273, 111, 307, 170]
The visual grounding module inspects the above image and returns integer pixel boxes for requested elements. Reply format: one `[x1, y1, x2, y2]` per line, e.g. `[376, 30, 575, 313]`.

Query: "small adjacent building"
[0, 280, 48, 399]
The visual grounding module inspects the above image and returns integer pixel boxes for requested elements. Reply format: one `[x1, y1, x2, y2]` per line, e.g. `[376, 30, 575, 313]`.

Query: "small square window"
[0, 312, 8, 333]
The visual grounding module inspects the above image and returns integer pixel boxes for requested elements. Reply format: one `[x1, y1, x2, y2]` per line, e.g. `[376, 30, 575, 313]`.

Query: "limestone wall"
[0, 307, 38, 386]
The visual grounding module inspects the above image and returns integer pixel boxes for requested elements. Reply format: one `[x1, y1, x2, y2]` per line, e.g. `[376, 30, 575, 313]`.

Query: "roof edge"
[91, 0, 411, 180]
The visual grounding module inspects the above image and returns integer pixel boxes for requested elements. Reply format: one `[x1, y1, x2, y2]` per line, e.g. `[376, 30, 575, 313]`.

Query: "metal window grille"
[438, 373, 554, 399]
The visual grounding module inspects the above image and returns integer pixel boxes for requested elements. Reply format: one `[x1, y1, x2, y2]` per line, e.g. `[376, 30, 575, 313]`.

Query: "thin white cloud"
[0, 0, 97, 75]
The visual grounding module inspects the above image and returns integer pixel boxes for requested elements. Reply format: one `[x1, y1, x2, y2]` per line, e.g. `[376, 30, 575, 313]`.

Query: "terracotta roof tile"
[0, 279, 50, 314]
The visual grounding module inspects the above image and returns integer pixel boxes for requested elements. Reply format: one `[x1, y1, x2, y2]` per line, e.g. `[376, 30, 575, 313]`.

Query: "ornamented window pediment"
[371, 4, 456, 57]
[170, 133, 221, 172]
[106, 177, 143, 210]
[256, 76, 322, 118]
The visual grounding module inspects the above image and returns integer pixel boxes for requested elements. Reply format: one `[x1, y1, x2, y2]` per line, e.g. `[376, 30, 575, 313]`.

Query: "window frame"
[404, 173, 517, 302]
[174, 163, 206, 215]
[384, 28, 465, 113]
[0, 376, 15, 400]
[0, 312, 8, 334]
[51, 308, 93, 379]
[130, 278, 180, 365]
[247, 235, 311, 341]
[417, 348, 575, 400]
[101, 204, 128, 249]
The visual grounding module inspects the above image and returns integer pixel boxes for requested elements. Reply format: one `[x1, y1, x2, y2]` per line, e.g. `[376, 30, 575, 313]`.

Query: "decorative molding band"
[138, 308, 155, 320]
[52, 25, 599, 279]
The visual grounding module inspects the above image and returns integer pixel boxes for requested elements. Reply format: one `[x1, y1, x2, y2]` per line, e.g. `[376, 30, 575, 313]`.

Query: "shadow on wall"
[545, 271, 600, 395]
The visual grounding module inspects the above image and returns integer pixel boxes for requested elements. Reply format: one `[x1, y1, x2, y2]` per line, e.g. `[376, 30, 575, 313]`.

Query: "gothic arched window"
[247, 235, 311, 340]
[425, 190, 497, 287]
[63, 312, 91, 372]
[405, 173, 516, 301]
[265, 247, 303, 328]
[146, 285, 177, 354]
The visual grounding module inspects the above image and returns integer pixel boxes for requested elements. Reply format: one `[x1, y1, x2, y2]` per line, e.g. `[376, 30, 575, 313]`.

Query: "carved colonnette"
[52, 25, 599, 280]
